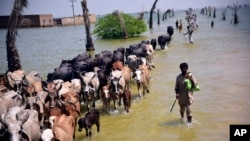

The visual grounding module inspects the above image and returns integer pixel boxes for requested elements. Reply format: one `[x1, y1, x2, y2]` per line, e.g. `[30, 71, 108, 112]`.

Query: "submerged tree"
[81, 0, 94, 51]
[113, 10, 128, 39]
[93, 13, 147, 39]
[213, 7, 216, 18]
[6, 0, 28, 72]
[228, 2, 242, 24]
[222, 9, 226, 20]
[157, 9, 160, 25]
[149, 0, 158, 29]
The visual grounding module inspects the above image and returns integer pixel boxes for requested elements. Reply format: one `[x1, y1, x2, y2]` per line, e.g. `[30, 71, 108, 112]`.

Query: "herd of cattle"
[0, 27, 174, 141]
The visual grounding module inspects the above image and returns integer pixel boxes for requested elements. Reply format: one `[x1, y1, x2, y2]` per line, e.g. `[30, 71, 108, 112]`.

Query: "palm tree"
[113, 10, 128, 39]
[6, 0, 28, 72]
[228, 2, 241, 24]
[149, 0, 158, 29]
[81, 0, 94, 51]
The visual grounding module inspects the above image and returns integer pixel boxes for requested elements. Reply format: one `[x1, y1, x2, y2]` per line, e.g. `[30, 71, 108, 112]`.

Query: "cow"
[26, 91, 48, 129]
[78, 108, 100, 138]
[126, 55, 143, 77]
[145, 44, 154, 66]
[7, 70, 25, 95]
[112, 50, 125, 65]
[109, 70, 126, 107]
[25, 81, 44, 97]
[112, 60, 124, 71]
[0, 90, 23, 115]
[158, 35, 171, 50]
[112, 61, 131, 90]
[52, 114, 75, 141]
[134, 64, 151, 98]
[150, 38, 157, 50]
[101, 85, 118, 111]
[140, 57, 155, 71]
[47, 65, 75, 82]
[58, 91, 80, 139]
[58, 79, 81, 96]
[0, 106, 41, 141]
[72, 52, 91, 64]
[94, 67, 108, 101]
[41, 128, 54, 141]
[123, 89, 132, 113]
[126, 43, 148, 58]
[167, 25, 174, 37]
[22, 71, 42, 87]
[121, 66, 131, 90]
[79, 71, 100, 111]
[96, 55, 113, 75]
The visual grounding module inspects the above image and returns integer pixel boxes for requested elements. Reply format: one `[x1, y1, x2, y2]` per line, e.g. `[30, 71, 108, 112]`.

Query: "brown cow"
[112, 61, 131, 90]
[26, 81, 44, 97]
[101, 85, 118, 111]
[59, 92, 80, 139]
[123, 89, 131, 113]
[134, 64, 151, 98]
[52, 114, 75, 141]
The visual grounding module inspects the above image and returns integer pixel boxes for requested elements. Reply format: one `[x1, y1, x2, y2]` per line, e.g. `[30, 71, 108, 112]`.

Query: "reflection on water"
[0, 8, 250, 141]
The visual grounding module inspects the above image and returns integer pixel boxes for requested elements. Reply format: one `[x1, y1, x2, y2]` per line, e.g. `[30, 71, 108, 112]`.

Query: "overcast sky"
[0, 0, 249, 17]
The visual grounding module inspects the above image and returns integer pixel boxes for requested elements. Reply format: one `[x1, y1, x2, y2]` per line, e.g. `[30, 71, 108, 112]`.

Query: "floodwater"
[0, 8, 250, 141]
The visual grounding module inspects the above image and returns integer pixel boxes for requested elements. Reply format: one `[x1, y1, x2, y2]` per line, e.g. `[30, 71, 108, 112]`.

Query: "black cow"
[78, 108, 100, 138]
[47, 65, 75, 82]
[167, 26, 174, 37]
[150, 38, 157, 50]
[158, 35, 171, 50]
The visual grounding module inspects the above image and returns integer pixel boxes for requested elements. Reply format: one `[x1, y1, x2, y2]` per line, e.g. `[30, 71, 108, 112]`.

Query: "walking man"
[183, 26, 194, 44]
[175, 62, 199, 124]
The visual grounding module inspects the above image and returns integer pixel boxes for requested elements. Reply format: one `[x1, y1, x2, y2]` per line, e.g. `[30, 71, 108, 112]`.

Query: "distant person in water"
[175, 20, 179, 29]
[178, 19, 182, 32]
[211, 20, 214, 28]
[183, 26, 194, 44]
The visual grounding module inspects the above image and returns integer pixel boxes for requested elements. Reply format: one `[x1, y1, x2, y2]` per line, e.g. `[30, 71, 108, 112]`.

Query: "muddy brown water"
[0, 8, 250, 141]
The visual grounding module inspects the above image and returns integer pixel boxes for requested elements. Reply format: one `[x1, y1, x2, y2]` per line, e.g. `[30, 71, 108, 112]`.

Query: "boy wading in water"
[175, 63, 199, 124]
[183, 26, 194, 44]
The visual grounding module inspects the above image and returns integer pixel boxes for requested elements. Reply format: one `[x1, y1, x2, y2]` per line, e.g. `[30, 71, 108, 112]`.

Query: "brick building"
[0, 14, 53, 28]
[0, 14, 96, 28]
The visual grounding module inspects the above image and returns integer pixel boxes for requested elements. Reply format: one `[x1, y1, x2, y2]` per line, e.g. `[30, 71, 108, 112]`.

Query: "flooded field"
[1, 8, 250, 141]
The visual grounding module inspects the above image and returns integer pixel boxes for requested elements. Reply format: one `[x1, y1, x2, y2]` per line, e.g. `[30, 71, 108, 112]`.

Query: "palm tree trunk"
[81, 0, 94, 51]
[157, 9, 160, 25]
[113, 10, 128, 39]
[149, 0, 158, 29]
[6, 0, 28, 72]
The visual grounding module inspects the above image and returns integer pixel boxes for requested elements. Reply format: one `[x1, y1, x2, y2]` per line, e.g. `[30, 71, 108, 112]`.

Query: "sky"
[0, 0, 249, 18]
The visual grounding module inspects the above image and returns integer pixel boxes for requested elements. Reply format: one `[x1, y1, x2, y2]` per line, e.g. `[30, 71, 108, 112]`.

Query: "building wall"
[0, 14, 96, 28]
[0, 14, 53, 28]
[60, 14, 96, 26]
[39, 14, 54, 27]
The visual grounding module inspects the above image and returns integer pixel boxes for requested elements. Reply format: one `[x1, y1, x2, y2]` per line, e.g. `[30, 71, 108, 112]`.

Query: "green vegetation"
[93, 13, 147, 39]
